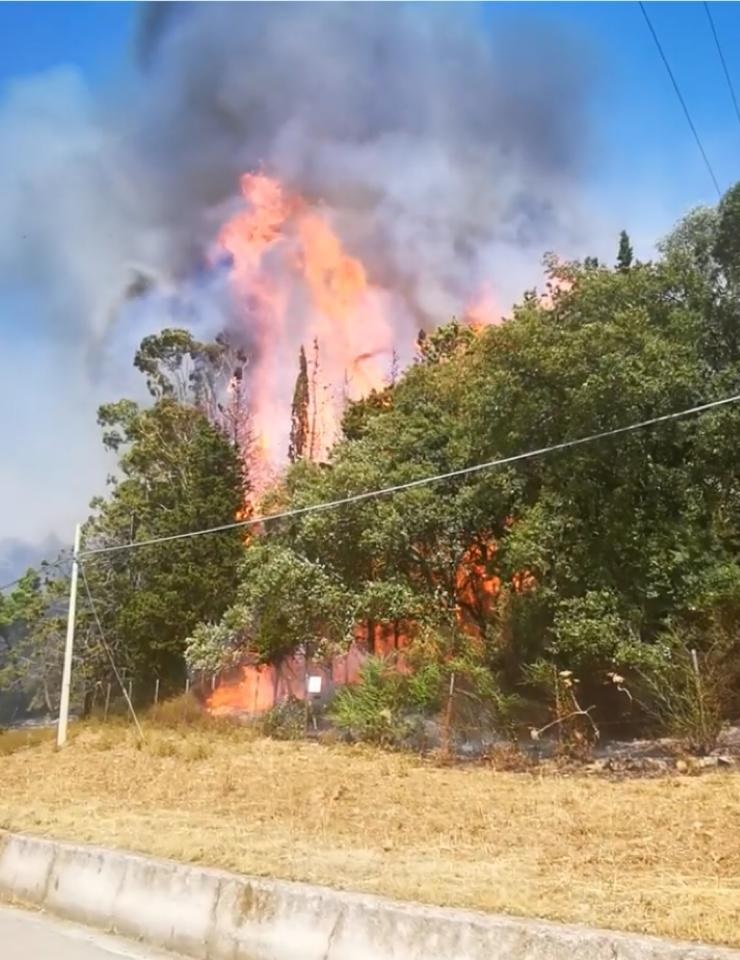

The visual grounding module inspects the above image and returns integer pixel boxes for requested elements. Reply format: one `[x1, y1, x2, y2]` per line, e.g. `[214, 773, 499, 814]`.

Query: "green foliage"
[616, 230, 633, 272]
[259, 698, 307, 740]
[341, 386, 394, 441]
[634, 635, 731, 754]
[415, 319, 476, 365]
[713, 182, 740, 284]
[549, 591, 646, 673]
[193, 179, 740, 739]
[288, 345, 310, 462]
[0, 566, 87, 716]
[331, 645, 518, 750]
[24, 181, 740, 739]
[185, 542, 354, 669]
[83, 350, 245, 687]
[133, 328, 234, 405]
[331, 657, 409, 745]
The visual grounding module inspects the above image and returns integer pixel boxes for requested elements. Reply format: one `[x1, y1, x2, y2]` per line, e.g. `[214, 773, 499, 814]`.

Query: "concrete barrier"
[0, 831, 737, 960]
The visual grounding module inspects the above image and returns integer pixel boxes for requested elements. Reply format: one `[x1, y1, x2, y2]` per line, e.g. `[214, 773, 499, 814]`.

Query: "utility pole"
[57, 523, 81, 748]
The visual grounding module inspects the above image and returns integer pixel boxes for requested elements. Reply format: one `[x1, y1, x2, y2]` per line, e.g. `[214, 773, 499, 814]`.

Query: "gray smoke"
[0, 2, 599, 544]
[129, 2, 594, 317]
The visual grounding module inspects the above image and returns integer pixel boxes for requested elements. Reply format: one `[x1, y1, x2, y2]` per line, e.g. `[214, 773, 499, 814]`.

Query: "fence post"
[211, 674, 216, 692]
[185, 677, 190, 695]
[104, 683, 112, 721]
[690, 648, 707, 748]
[442, 672, 456, 760]
[154, 677, 160, 706]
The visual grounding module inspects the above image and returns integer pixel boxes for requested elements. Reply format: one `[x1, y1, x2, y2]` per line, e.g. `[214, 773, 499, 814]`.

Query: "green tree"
[188, 181, 740, 733]
[616, 230, 633, 272]
[288, 345, 310, 463]
[0, 564, 96, 718]
[84, 395, 245, 687]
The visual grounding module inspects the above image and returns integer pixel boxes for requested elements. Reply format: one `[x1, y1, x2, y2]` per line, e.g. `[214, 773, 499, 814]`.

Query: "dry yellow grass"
[1, 721, 739, 947]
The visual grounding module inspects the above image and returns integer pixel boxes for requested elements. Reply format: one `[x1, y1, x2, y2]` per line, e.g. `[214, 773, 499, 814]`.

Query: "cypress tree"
[288, 345, 310, 463]
[617, 230, 633, 272]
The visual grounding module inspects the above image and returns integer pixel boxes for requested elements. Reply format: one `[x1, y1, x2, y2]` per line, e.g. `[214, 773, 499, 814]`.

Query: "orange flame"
[464, 283, 501, 330]
[218, 173, 397, 485]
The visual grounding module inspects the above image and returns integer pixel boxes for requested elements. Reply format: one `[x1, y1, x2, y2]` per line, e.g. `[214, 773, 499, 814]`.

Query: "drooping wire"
[78, 560, 145, 742]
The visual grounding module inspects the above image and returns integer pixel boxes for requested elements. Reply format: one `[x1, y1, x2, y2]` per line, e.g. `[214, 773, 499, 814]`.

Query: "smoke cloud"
[1, 2, 599, 556]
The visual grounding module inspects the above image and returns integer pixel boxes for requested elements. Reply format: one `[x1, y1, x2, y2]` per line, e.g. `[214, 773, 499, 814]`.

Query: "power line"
[80, 390, 740, 560]
[0, 558, 67, 593]
[703, 1, 740, 134]
[639, 1, 722, 198]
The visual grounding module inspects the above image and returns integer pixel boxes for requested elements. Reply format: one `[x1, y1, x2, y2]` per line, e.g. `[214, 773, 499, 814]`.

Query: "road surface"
[0, 905, 180, 959]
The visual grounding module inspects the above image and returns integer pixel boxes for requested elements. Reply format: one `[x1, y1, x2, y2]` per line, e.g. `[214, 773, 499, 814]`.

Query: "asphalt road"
[0, 905, 180, 959]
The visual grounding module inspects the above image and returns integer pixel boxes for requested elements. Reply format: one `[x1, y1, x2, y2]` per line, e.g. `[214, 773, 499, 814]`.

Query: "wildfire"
[204, 172, 513, 717]
[464, 283, 501, 330]
[218, 172, 398, 481]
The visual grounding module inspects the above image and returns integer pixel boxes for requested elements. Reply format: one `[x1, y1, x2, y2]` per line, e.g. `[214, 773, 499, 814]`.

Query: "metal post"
[57, 523, 81, 748]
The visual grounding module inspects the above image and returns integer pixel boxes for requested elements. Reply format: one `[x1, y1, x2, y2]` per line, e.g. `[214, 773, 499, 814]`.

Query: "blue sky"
[1, 2, 738, 254]
[2, 1, 740, 548]
[0, 2, 136, 86]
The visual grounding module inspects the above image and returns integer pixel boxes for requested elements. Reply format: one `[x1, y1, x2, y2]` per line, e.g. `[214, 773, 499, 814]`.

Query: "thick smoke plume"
[0, 2, 596, 551]
[133, 3, 593, 315]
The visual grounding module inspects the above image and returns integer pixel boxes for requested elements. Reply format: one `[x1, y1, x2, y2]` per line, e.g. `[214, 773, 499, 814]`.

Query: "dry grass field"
[1, 713, 739, 947]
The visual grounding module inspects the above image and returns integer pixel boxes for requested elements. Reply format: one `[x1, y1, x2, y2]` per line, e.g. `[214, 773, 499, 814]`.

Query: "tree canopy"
[8, 184, 740, 733]
[186, 187, 740, 728]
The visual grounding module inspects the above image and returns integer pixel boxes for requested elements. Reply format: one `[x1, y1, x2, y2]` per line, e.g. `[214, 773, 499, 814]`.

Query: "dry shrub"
[180, 739, 210, 761]
[89, 728, 119, 752]
[486, 742, 536, 773]
[147, 692, 205, 729]
[259, 698, 307, 741]
[0, 727, 54, 756]
[148, 734, 178, 758]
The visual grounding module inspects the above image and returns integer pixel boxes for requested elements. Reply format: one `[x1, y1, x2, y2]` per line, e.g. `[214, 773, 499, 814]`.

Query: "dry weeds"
[0, 719, 739, 946]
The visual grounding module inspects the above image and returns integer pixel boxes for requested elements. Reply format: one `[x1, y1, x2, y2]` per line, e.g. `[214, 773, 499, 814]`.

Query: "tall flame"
[218, 173, 399, 480]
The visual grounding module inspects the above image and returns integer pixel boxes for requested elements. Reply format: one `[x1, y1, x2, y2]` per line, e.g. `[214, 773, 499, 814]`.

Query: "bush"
[330, 658, 408, 746]
[259, 698, 307, 740]
[635, 637, 732, 754]
[331, 654, 518, 752]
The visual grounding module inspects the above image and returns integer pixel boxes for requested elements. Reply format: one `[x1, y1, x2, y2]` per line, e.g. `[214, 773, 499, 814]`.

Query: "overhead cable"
[79, 391, 740, 559]
[640, 1, 722, 198]
[704, 2, 740, 135]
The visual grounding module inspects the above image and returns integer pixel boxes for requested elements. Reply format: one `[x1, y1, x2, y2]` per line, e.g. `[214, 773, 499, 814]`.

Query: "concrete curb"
[0, 831, 736, 960]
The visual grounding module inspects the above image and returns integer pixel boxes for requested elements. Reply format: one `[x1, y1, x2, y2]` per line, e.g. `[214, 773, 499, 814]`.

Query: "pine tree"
[288, 345, 310, 463]
[617, 230, 633, 272]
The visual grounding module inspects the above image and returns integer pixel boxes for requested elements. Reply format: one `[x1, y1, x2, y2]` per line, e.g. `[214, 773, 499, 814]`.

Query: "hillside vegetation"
[6, 188, 740, 746]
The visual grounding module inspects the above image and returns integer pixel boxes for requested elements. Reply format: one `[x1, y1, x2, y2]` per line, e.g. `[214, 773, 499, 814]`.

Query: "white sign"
[307, 675, 323, 695]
